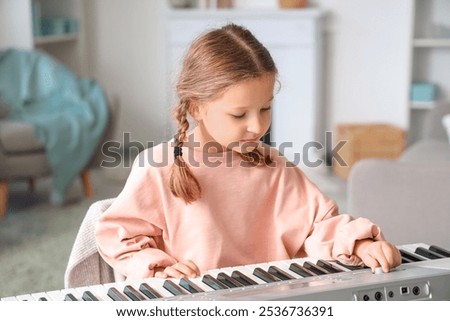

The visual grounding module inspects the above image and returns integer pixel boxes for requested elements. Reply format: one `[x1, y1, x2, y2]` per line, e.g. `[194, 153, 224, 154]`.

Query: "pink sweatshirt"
[95, 143, 384, 279]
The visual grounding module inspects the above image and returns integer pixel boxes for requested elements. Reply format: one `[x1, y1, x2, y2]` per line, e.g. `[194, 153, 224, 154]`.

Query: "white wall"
[84, 0, 415, 149]
[0, 0, 33, 50]
[84, 0, 170, 147]
[314, 0, 414, 131]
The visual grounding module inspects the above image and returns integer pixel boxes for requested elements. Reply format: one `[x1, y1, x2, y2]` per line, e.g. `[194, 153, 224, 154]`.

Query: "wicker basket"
[279, 0, 308, 8]
[332, 123, 406, 179]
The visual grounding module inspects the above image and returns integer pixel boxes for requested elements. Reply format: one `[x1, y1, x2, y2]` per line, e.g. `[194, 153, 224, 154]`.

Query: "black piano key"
[268, 266, 295, 280]
[82, 290, 99, 301]
[401, 256, 414, 264]
[38, 297, 48, 301]
[303, 261, 329, 275]
[64, 293, 78, 301]
[253, 267, 281, 283]
[399, 249, 424, 262]
[139, 283, 162, 299]
[289, 262, 317, 277]
[231, 270, 258, 286]
[163, 280, 189, 296]
[415, 247, 445, 260]
[217, 272, 242, 288]
[179, 278, 205, 294]
[107, 287, 129, 301]
[316, 260, 346, 273]
[202, 275, 229, 290]
[123, 285, 146, 301]
[429, 245, 450, 258]
[335, 261, 368, 271]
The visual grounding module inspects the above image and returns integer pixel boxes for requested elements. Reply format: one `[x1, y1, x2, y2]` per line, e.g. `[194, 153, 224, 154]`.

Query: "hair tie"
[174, 146, 183, 158]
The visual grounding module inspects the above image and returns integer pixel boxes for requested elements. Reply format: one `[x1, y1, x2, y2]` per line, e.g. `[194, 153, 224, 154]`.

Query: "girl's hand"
[354, 239, 402, 273]
[154, 260, 200, 279]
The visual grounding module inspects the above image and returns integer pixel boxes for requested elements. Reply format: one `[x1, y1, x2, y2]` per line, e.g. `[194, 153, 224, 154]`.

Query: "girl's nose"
[247, 115, 264, 134]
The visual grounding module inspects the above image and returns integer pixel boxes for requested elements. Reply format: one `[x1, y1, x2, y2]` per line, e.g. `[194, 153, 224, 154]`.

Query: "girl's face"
[194, 74, 275, 153]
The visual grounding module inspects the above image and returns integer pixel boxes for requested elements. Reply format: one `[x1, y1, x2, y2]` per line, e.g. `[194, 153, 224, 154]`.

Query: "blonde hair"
[169, 23, 278, 203]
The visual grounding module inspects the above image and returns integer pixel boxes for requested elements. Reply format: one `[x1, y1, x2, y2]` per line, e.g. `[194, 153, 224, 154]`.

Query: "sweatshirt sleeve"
[95, 151, 177, 279]
[296, 169, 384, 266]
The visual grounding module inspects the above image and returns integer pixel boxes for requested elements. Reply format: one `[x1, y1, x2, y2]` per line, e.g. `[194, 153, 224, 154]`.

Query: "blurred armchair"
[0, 49, 118, 218]
[347, 103, 450, 248]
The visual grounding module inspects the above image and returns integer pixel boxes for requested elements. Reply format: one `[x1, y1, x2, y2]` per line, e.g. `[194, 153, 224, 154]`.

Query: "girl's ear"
[191, 101, 205, 123]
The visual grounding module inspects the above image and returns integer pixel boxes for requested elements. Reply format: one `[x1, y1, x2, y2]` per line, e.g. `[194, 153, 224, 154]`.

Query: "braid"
[169, 100, 202, 203]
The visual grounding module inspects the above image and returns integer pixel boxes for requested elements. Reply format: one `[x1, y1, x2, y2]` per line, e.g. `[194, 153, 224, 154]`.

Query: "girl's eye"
[261, 106, 272, 113]
[231, 113, 245, 119]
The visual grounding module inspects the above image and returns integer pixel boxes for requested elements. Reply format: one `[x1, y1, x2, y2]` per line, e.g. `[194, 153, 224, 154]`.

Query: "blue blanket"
[0, 48, 108, 204]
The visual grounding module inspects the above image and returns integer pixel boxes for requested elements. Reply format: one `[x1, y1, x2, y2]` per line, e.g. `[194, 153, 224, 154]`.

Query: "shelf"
[410, 100, 437, 110]
[34, 33, 78, 46]
[413, 38, 450, 48]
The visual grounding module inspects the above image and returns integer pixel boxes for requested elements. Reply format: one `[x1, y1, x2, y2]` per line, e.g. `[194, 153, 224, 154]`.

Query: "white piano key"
[225, 266, 266, 285]
[1, 296, 19, 301]
[267, 261, 303, 279]
[30, 292, 52, 301]
[87, 284, 113, 301]
[60, 288, 84, 301]
[131, 277, 176, 299]
[397, 244, 430, 261]
[182, 275, 216, 293]
[15, 294, 35, 301]
[46, 290, 66, 301]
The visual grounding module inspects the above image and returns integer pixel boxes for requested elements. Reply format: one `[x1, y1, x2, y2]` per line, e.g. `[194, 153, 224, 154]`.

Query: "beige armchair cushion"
[0, 120, 45, 153]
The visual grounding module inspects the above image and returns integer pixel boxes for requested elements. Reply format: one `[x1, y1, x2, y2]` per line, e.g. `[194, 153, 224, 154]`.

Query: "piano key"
[134, 278, 175, 298]
[398, 243, 432, 259]
[202, 274, 229, 290]
[401, 256, 414, 264]
[235, 266, 266, 285]
[163, 280, 189, 296]
[1, 296, 19, 301]
[123, 285, 147, 301]
[267, 265, 296, 280]
[179, 278, 205, 293]
[429, 245, 450, 257]
[88, 284, 113, 301]
[316, 260, 346, 273]
[415, 247, 445, 260]
[303, 261, 330, 275]
[82, 290, 99, 301]
[107, 287, 129, 301]
[16, 294, 35, 301]
[289, 262, 317, 277]
[209, 266, 260, 288]
[217, 272, 244, 288]
[46, 290, 66, 301]
[335, 261, 368, 271]
[399, 249, 425, 262]
[253, 267, 282, 283]
[138, 283, 163, 299]
[31, 292, 51, 301]
[230, 270, 258, 286]
[64, 293, 78, 301]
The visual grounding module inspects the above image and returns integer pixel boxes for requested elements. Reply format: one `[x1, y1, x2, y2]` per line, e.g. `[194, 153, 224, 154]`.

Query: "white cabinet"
[165, 9, 324, 164]
[409, 0, 450, 143]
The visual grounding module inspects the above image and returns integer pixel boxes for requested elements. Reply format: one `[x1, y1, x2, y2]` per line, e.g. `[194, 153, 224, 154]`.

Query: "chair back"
[64, 198, 124, 289]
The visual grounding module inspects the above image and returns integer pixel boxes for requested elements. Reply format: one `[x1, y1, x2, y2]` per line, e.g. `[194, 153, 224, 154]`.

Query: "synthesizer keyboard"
[2, 243, 450, 301]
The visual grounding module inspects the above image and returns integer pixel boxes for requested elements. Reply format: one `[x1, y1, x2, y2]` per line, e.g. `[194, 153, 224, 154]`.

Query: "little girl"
[95, 23, 401, 280]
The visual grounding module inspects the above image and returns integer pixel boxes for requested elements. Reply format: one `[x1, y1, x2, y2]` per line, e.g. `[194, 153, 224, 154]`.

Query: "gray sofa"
[347, 103, 450, 249]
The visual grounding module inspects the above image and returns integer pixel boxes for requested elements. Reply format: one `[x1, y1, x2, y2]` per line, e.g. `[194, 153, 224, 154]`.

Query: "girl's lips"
[240, 138, 260, 142]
